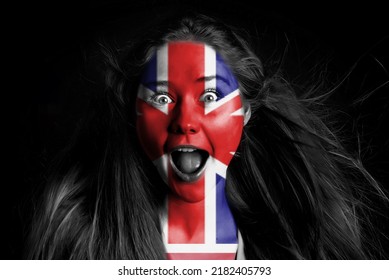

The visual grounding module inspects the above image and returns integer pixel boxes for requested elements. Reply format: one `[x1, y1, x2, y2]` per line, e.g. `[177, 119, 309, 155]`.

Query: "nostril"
[170, 126, 183, 134]
[182, 124, 199, 134]
[169, 123, 199, 134]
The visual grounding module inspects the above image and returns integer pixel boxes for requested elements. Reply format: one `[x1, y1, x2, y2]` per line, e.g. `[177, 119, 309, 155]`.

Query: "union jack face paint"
[137, 42, 244, 200]
[136, 42, 245, 259]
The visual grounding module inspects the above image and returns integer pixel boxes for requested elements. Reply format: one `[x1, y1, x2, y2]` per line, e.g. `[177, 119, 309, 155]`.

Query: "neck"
[162, 160, 238, 259]
[166, 195, 205, 243]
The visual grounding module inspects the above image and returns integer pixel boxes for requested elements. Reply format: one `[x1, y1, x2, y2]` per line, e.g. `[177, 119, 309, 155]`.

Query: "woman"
[26, 12, 387, 259]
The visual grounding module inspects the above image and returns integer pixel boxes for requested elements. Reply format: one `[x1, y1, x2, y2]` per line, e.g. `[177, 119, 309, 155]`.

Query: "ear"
[243, 104, 251, 126]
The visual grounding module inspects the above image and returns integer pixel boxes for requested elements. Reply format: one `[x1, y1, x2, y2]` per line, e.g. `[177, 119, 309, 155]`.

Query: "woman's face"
[136, 41, 246, 202]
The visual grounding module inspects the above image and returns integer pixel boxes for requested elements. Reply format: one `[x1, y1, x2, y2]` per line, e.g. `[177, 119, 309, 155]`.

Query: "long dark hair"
[26, 12, 387, 259]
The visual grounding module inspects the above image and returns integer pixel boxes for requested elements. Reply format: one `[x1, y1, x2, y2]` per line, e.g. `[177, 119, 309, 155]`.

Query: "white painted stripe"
[204, 158, 216, 245]
[204, 45, 216, 91]
[205, 89, 240, 114]
[230, 107, 244, 116]
[156, 45, 169, 115]
[213, 157, 227, 178]
[137, 85, 154, 102]
[165, 243, 238, 253]
[137, 85, 169, 115]
[157, 45, 168, 84]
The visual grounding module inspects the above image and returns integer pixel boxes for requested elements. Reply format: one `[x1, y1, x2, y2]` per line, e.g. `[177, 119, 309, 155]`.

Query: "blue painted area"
[140, 53, 157, 92]
[216, 174, 238, 244]
[216, 54, 239, 98]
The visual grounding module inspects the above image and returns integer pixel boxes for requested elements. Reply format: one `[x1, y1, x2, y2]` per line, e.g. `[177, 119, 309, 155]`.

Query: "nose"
[169, 100, 200, 134]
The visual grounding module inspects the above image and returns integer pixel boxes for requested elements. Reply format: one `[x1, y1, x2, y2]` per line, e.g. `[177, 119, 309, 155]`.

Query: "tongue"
[175, 152, 202, 174]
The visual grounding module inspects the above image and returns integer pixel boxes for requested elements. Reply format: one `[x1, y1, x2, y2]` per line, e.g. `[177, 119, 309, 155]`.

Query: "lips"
[169, 146, 209, 182]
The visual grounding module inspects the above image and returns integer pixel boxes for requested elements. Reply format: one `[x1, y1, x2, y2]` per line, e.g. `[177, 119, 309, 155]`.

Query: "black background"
[4, 0, 389, 259]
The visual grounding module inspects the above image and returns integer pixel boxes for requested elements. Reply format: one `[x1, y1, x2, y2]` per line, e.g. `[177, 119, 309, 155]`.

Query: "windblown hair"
[26, 12, 387, 259]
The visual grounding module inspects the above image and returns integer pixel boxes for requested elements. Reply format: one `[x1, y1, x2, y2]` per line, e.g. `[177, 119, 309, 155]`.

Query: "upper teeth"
[177, 148, 195, 152]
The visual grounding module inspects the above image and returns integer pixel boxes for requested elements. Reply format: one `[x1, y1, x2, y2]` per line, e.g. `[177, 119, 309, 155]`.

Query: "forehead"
[141, 41, 238, 94]
[159, 42, 206, 81]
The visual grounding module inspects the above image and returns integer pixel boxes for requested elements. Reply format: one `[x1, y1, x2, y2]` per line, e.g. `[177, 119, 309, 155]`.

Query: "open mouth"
[169, 146, 209, 182]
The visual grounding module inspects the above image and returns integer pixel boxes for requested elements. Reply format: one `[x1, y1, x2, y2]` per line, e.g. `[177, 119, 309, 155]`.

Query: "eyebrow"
[198, 75, 231, 85]
[143, 76, 231, 87]
[143, 80, 169, 88]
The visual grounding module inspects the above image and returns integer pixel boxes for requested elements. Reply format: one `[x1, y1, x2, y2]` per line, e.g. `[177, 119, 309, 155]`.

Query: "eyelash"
[204, 88, 219, 95]
[200, 88, 220, 103]
[148, 91, 173, 106]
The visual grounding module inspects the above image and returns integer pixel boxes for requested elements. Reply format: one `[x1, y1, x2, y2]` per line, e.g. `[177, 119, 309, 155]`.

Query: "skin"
[136, 41, 249, 259]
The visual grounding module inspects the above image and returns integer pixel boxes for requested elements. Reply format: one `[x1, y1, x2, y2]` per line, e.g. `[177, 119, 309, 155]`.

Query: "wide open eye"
[150, 94, 173, 106]
[199, 90, 218, 104]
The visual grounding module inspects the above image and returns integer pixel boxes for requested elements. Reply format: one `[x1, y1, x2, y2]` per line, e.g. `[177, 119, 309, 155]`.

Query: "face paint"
[136, 42, 244, 259]
[136, 42, 245, 202]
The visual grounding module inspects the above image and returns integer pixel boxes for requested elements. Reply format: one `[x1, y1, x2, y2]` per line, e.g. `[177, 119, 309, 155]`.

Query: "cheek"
[208, 113, 243, 146]
[203, 105, 244, 164]
[136, 100, 170, 160]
